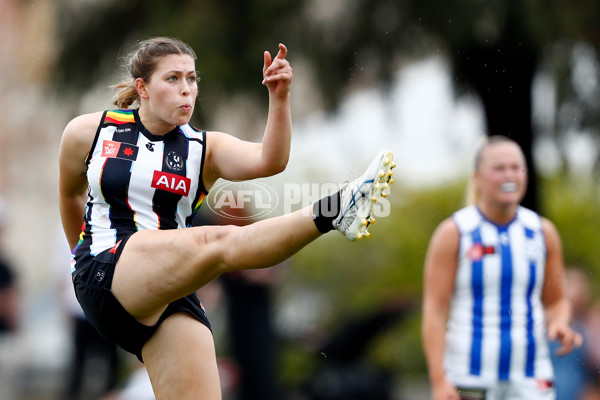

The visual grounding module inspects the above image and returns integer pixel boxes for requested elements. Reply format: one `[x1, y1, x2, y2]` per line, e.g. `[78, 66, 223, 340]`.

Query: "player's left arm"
[541, 217, 583, 355]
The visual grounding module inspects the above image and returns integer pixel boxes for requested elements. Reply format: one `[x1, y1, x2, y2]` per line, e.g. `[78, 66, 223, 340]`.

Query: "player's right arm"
[202, 44, 292, 190]
[58, 112, 103, 250]
[422, 218, 461, 400]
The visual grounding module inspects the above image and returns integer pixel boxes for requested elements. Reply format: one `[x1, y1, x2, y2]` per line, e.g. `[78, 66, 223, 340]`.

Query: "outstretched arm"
[204, 44, 293, 188]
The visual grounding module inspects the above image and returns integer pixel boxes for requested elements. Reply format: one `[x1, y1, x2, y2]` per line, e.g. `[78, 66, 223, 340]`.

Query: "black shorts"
[72, 237, 212, 363]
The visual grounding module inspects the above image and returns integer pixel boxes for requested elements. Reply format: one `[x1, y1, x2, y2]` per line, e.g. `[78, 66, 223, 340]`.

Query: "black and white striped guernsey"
[72, 109, 207, 271]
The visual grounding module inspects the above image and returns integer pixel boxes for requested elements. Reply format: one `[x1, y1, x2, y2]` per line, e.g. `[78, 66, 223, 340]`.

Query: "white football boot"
[333, 150, 395, 240]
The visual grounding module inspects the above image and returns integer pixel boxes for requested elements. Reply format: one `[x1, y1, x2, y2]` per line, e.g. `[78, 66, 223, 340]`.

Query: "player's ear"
[135, 78, 149, 99]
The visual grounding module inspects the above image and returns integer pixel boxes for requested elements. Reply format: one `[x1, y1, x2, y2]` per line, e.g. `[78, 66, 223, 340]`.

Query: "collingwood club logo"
[166, 151, 184, 171]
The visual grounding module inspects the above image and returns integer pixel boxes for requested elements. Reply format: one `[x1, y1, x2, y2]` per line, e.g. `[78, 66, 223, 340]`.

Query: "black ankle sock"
[312, 191, 341, 233]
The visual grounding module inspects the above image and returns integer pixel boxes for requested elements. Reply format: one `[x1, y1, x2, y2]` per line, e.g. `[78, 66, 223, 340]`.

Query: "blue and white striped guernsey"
[72, 109, 208, 273]
[444, 205, 554, 386]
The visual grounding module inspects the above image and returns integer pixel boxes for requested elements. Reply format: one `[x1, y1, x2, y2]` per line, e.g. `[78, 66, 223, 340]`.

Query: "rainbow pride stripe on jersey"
[104, 110, 135, 125]
[193, 192, 207, 214]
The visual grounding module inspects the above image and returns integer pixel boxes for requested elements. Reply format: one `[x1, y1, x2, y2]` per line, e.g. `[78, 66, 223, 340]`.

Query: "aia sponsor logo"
[152, 171, 191, 196]
[101, 140, 138, 161]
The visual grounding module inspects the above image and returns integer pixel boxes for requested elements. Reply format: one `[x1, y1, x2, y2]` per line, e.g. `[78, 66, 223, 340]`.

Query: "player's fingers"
[262, 70, 292, 86]
[555, 330, 581, 356]
[564, 331, 582, 351]
[263, 51, 272, 74]
[275, 43, 288, 60]
[263, 60, 292, 84]
[555, 342, 572, 356]
[547, 323, 560, 341]
[262, 44, 291, 86]
[265, 67, 292, 81]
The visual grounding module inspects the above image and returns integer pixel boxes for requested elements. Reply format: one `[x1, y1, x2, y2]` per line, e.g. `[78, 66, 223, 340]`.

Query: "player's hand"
[431, 379, 461, 400]
[262, 43, 292, 99]
[548, 321, 583, 356]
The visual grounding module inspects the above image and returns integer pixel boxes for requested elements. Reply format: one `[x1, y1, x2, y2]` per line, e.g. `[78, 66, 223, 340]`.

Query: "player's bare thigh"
[142, 312, 221, 400]
[111, 225, 236, 325]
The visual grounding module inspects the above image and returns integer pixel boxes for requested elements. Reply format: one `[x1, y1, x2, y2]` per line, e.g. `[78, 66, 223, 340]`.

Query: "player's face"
[474, 142, 527, 207]
[142, 54, 198, 128]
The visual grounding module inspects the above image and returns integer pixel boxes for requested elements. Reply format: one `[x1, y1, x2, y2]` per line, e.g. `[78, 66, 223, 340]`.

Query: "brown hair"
[466, 135, 524, 205]
[111, 37, 197, 109]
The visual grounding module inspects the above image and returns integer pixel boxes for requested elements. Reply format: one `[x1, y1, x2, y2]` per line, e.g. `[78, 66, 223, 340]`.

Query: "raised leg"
[112, 207, 320, 325]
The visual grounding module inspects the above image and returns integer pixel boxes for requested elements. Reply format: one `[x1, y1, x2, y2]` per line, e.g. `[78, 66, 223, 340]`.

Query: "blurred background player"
[422, 136, 581, 400]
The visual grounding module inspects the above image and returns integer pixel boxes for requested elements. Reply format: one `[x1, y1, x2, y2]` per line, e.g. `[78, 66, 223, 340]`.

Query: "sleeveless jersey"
[444, 205, 554, 385]
[72, 109, 207, 271]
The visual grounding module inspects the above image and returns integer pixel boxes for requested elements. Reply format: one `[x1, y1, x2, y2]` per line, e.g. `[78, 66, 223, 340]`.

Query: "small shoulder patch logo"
[101, 140, 138, 161]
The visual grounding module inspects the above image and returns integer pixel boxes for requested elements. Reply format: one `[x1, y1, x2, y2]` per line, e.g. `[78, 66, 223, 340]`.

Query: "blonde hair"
[111, 37, 197, 109]
[465, 135, 523, 205]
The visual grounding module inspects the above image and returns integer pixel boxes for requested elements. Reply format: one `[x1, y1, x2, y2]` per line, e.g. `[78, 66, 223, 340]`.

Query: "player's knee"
[189, 225, 241, 269]
[192, 224, 239, 244]
[213, 225, 243, 264]
[213, 224, 240, 242]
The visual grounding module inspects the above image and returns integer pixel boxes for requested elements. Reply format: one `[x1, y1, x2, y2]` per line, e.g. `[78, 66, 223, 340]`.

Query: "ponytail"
[111, 81, 138, 109]
[465, 177, 479, 206]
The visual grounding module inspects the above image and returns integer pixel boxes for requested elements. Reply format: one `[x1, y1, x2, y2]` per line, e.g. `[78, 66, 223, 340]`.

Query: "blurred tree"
[53, 0, 600, 210]
[294, 0, 600, 210]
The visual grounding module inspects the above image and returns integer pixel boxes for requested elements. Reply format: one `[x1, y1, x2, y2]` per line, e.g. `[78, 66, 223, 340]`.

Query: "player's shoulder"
[431, 216, 460, 242]
[427, 217, 460, 255]
[452, 205, 481, 232]
[64, 111, 105, 134]
[540, 216, 560, 240]
[61, 111, 105, 151]
[516, 206, 544, 230]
